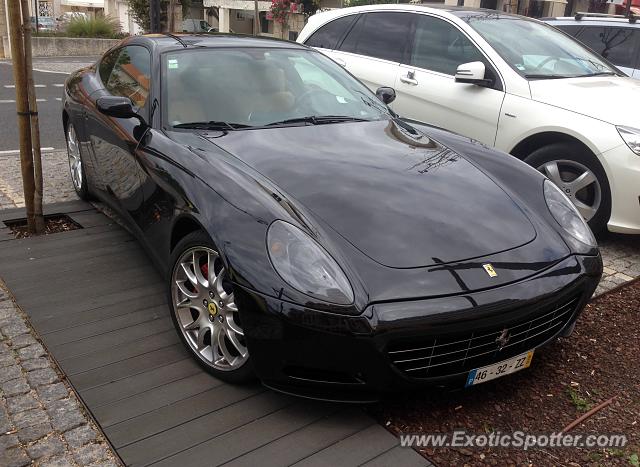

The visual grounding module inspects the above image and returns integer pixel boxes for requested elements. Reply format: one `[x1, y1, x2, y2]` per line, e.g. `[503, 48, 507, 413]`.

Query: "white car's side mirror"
[455, 61, 493, 87]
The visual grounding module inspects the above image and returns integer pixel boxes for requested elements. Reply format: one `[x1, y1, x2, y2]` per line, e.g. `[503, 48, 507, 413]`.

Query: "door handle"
[400, 71, 418, 86]
[334, 57, 347, 67]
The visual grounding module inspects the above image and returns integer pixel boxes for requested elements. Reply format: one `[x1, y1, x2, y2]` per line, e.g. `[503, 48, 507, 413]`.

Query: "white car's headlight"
[616, 126, 640, 155]
[544, 180, 596, 247]
[267, 220, 354, 305]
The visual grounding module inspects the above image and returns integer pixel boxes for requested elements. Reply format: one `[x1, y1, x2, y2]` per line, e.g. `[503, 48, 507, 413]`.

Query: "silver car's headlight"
[616, 126, 640, 155]
[544, 180, 596, 247]
[267, 220, 354, 305]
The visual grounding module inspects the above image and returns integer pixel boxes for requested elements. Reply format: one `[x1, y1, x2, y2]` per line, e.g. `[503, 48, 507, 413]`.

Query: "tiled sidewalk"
[0, 285, 119, 467]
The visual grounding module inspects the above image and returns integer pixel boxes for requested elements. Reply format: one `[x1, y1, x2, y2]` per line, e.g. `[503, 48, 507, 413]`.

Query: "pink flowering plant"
[269, 0, 299, 24]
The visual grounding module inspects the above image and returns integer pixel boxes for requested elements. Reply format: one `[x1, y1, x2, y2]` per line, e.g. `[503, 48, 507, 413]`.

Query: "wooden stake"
[7, 0, 36, 233]
[21, 0, 44, 233]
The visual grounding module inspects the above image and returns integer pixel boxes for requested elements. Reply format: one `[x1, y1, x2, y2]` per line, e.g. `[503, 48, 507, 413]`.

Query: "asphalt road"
[0, 58, 94, 152]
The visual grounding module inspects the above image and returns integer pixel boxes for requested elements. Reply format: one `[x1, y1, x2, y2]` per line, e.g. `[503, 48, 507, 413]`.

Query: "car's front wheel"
[169, 231, 253, 383]
[525, 142, 611, 235]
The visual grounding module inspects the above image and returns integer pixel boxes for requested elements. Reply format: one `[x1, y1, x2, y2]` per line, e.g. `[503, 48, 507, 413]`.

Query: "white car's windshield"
[163, 48, 389, 129]
[465, 14, 619, 79]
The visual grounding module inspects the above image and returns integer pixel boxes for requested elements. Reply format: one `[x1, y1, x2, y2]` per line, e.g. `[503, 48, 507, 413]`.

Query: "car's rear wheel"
[169, 231, 253, 383]
[524, 142, 611, 235]
[65, 123, 89, 200]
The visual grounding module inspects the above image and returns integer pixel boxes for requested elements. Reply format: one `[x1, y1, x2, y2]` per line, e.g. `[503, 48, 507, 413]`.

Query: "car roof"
[122, 33, 307, 54]
[308, 4, 528, 22]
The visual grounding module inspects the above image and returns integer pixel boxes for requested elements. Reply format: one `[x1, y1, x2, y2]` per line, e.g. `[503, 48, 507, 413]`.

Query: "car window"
[99, 48, 120, 84]
[411, 15, 485, 75]
[559, 25, 639, 69]
[467, 15, 617, 79]
[304, 15, 359, 49]
[163, 48, 389, 127]
[339, 12, 414, 63]
[106, 45, 151, 108]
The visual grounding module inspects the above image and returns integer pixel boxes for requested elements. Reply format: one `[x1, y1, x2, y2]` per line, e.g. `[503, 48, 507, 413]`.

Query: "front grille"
[387, 295, 580, 379]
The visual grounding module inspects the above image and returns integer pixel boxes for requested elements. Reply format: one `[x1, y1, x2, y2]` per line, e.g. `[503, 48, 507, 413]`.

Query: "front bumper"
[236, 254, 602, 402]
[602, 143, 640, 234]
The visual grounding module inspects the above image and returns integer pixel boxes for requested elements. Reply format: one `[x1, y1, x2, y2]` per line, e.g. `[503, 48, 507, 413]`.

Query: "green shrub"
[65, 16, 121, 38]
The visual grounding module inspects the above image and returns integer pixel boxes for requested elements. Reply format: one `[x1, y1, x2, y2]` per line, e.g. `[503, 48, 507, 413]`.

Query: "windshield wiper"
[173, 121, 251, 131]
[263, 115, 371, 127]
[575, 71, 617, 77]
[524, 74, 573, 80]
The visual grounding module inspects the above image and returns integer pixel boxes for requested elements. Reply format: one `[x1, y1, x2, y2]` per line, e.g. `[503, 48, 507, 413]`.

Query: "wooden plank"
[219, 408, 373, 467]
[360, 446, 433, 467]
[83, 358, 200, 408]
[106, 385, 271, 448]
[50, 316, 173, 360]
[30, 283, 165, 327]
[113, 390, 290, 464]
[291, 424, 399, 467]
[93, 372, 223, 427]
[15, 269, 161, 312]
[0, 223, 127, 257]
[36, 294, 167, 336]
[42, 304, 169, 347]
[69, 343, 189, 390]
[5, 240, 140, 280]
[60, 329, 179, 375]
[8, 262, 156, 296]
[0, 200, 93, 222]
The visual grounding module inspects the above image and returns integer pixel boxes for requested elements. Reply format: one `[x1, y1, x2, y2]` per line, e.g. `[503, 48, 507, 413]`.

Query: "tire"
[168, 230, 254, 384]
[65, 122, 90, 200]
[524, 142, 611, 235]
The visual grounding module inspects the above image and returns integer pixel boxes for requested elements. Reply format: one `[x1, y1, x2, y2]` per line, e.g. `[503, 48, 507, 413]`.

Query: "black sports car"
[62, 34, 602, 402]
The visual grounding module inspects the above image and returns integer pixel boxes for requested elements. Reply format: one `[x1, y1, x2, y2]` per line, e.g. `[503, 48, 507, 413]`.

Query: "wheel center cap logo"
[207, 302, 218, 316]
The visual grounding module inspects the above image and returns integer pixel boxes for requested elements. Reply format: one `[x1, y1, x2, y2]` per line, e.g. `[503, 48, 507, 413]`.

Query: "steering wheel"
[532, 56, 560, 72]
[296, 88, 330, 107]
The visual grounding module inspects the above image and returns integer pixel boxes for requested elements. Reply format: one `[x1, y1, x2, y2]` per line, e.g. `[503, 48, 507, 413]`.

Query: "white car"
[298, 6, 640, 235]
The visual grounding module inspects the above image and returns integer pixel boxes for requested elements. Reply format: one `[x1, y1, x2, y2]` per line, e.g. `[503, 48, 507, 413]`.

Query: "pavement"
[0, 56, 638, 466]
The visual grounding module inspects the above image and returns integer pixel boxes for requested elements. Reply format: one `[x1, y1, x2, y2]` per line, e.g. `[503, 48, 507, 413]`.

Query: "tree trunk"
[7, 0, 36, 233]
[21, 0, 44, 233]
[254, 0, 260, 36]
[168, 0, 176, 32]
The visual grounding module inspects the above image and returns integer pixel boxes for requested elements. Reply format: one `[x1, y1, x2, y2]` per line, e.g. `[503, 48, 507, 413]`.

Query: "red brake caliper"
[201, 263, 209, 281]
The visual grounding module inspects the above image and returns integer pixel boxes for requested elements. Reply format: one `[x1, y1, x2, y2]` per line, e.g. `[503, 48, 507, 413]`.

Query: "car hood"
[201, 120, 537, 269]
[529, 76, 640, 126]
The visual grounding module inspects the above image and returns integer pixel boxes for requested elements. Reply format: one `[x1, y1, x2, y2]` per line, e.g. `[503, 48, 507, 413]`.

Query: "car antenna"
[162, 32, 188, 48]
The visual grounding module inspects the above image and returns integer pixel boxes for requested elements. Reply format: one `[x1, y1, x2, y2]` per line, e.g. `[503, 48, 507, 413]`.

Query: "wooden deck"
[0, 201, 431, 467]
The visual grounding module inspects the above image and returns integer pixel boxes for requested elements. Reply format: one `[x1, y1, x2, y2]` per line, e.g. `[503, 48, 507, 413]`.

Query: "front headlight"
[544, 180, 596, 247]
[267, 220, 354, 305]
[616, 126, 640, 155]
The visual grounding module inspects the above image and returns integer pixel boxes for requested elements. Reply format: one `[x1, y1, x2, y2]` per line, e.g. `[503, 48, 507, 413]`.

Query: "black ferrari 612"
[62, 33, 602, 402]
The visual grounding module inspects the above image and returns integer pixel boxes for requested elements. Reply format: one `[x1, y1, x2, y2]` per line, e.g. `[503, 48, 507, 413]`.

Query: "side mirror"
[454, 61, 493, 87]
[96, 96, 138, 119]
[375, 86, 396, 105]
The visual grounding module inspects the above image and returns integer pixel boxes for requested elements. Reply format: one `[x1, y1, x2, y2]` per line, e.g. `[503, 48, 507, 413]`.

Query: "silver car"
[544, 13, 640, 79]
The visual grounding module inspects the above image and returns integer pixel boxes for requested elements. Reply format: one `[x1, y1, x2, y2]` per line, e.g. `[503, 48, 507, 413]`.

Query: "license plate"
[465, 350, 534, 387]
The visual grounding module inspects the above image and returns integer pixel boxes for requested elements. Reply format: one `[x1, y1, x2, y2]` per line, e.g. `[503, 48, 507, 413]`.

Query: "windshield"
[163, 48, 389, 129]
[465, 15, 618, 79]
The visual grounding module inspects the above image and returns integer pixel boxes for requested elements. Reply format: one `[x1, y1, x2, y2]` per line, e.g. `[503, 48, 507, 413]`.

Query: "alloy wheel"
[537, 159, 601, 222]
[66, 125, 83, 191]
[171, 247, 248, 371]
